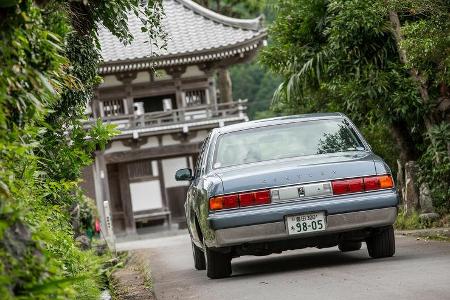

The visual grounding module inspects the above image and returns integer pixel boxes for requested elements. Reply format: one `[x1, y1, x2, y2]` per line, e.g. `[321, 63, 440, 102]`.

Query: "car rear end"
[208, 174, 397, 249]
[202, 114, 399, 278]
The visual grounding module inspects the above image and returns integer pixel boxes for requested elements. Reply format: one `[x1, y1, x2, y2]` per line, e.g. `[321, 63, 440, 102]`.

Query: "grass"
[109, 251, 154, 300]
[424, 235, 450, 242]
[395, 211, 423, 230]
[394, 209, 449, 230]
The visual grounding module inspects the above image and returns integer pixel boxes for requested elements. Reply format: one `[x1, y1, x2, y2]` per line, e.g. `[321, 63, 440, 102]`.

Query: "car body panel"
[213, 152, 377, 195]
[214, 207, 398, 247]
[208, 189, 398, 230]
[182, 113, 398, 250]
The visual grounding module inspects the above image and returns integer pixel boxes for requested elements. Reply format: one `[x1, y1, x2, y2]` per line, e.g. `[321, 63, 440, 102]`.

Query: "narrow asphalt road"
[143, 234, 450, 300]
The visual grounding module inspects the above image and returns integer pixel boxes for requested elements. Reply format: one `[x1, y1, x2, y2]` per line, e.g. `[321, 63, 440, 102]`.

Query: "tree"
[386, 0, 450, 210]
[194, 0, 263, 18]
[261, 0, 449, 210]
[0, 0, 164, 298]
[194, 0, 265, 103]
[230, 63, 282, 119]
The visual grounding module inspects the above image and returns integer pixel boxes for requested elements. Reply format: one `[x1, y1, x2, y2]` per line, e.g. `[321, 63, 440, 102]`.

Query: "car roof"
[213, 112, 346, 135]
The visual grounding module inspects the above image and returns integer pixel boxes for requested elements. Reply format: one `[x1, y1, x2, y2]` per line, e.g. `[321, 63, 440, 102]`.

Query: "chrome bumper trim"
[213, 207, 397, 247]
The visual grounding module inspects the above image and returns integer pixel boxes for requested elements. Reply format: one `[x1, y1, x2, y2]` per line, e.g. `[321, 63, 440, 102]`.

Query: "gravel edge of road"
[111, 250, 155, 300]
[396, 227, 450, 242]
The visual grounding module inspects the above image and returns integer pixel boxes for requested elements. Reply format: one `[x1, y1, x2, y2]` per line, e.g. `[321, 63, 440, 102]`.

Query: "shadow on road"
[230, 247, 411, 279]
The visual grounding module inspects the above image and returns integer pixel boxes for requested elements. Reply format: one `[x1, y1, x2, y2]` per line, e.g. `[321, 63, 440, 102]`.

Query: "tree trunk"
[390, 119, 419, 163]
[218, 67, 233, 103]
[387, 10, 450, 163]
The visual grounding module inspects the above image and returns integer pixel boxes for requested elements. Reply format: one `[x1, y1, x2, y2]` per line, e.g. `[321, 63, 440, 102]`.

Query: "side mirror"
[175, 168, 193, 181]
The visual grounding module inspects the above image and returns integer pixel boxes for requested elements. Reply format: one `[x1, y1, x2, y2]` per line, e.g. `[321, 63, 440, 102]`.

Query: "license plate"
[286, 212, 327, 235]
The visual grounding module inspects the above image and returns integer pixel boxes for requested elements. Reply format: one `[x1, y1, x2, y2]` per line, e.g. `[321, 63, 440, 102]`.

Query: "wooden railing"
[85, 100, 247, 132]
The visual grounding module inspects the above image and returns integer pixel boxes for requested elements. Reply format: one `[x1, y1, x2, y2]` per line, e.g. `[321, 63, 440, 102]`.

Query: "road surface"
[137, 234, 450, 300]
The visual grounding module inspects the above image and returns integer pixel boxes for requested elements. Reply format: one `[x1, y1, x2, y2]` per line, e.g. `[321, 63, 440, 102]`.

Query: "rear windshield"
[213, 119, 365, 169]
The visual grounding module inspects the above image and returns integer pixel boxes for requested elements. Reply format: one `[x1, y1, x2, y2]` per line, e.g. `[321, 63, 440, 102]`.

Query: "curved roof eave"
[99, 31, 267, 75]
[98, 0, 268, 73]
[175, 0, 264, 31]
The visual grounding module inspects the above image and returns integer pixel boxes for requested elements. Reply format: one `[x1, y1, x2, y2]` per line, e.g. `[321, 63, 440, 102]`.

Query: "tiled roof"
[98, 0, 267, 74]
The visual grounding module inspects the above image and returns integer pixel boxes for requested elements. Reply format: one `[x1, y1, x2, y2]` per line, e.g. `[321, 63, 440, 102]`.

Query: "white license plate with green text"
[286, 212, 327, 235]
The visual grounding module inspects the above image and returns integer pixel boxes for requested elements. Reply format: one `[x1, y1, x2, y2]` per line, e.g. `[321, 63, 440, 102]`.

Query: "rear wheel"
[205, 247, 232, 279]
[366, 226, 395, 258]
[192, 242, 206, 270]
[338, 241, 362, 252]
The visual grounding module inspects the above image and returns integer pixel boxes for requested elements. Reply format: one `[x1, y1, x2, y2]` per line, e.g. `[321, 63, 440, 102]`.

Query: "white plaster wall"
[130, 180, 163, 212]
[99, 75, 122, 87]
[162, 157, 189, 188]
[190, 130, 209, 143]
[152, 161, 159, 177]
[162, 134, 179, 146]
[104, 141, 132, 154]
[140, 137, 159, 149]
[181, 65, 205, 78]
[132, 72, 150, 84]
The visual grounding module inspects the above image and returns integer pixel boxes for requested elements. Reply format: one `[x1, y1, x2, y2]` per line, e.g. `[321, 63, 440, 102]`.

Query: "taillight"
[222, 194, 239, 209]
[209, 197, 224, 210]
[240, 190, 271, 207]
[209, 189, 271, 211]
[365, 175, 394, 190]
[332, 175, 393, 195]
[363, 176, 379, 191]
[209, 194, 239, 210]
[254, 190, 271, 205]
[332, 178, 363, 195]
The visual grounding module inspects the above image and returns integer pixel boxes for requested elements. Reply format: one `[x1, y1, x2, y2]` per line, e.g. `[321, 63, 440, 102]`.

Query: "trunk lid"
[213, 152, 377, 195]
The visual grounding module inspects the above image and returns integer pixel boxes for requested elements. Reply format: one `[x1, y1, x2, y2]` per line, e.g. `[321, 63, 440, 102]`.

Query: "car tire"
[366, 225, 395, 258]
[192, 242, 206, 270]
[338, 241, 362, 252]
[205, 247, 232, 279]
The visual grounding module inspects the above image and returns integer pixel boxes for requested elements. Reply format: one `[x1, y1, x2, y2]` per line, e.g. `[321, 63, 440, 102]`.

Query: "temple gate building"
[81, 0, 267, 236]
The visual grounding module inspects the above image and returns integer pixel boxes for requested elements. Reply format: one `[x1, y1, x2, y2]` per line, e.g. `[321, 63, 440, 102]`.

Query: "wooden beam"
[157, 159, 168, 208]
[104, 142, 202, 164]
[118, 163, 136, 234]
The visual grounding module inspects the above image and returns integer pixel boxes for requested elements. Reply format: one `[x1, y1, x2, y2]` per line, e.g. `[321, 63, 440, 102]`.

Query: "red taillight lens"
[222, 194, 239, 209]
[332, 175, 393, 195]
[331, 180, 349, 195]
[238, 192, 254, 207]
[239, 190, 271, 207]
[348, 178, 364, 193]
[254, 190, 271, 205]
[363, 176, 379, 191]
[332, 178, 363, 195]
[209, 189, 271, 211]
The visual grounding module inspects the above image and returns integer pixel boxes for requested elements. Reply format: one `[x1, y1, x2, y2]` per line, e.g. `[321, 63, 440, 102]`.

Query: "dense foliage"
[194, 0, 263, 18]
[261, 0, 450, 211]
[193, 0, 282, 120]
[0, 0, 164, 298]
[230, 63, 282, 119]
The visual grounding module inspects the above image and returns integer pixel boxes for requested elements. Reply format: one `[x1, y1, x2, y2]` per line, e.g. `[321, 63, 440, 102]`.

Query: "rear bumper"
[208, 189, 398, 230]
[213, 207, 397, 247]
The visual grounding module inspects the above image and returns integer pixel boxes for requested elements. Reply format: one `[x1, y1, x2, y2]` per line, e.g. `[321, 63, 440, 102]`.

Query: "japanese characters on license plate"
[286, 212, 327, 235]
